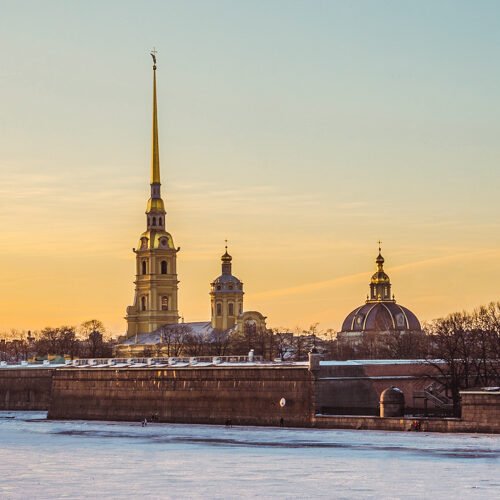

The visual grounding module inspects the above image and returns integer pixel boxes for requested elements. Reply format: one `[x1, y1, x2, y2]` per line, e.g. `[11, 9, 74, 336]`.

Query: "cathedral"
[116, 56, 267, 356]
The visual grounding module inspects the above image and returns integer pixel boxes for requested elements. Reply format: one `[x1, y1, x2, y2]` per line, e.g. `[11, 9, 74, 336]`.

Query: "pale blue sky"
[1, 1, 499, 332]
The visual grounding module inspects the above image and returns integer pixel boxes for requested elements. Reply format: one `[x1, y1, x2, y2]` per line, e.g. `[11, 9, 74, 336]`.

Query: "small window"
[161, 296, 168, 311]
[152, 217, 156, 225]
[216, 303, 222, 316]
[228, 284, 233, 290]
[159, 217, 162, 225]
[142, 260, 147, 275]
[239, 303, 243, 314]
[228, 303, 234, 316]
[141, 296, 147, 311]
[161, 260, 167, 274]
[216, 285, 221, 290]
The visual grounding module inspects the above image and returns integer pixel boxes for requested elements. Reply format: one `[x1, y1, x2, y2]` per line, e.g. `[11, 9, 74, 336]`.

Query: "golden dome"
[146, 197, 165, 213]
[138, 229, 175, 250]
[221, 243, 232, 263]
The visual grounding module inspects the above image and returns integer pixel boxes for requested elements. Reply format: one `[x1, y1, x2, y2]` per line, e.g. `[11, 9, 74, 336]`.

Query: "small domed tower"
[210, 246, 244, 331]
[338, 245, 422, 341]
[368, 246, 393, 302]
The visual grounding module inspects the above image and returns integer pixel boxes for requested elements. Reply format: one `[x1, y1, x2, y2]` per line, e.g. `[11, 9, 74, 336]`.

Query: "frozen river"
[0, 412, 499, 499]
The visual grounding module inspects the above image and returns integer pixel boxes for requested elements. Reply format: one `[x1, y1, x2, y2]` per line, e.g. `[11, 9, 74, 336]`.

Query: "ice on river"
[0, 411, 499, 499]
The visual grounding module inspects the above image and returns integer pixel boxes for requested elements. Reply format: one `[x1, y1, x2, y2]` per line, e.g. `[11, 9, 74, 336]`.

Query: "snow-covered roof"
[319, 359, 440, 366]
[120, 321, 229, 345]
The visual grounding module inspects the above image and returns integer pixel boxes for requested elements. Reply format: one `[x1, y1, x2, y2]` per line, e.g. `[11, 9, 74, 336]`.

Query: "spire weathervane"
[150, 47, 158, 67]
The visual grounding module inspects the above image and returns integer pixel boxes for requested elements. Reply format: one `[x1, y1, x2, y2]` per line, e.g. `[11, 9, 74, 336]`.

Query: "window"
[239, 303, 243, 314]
[142, 260, 147, 275]
[141, 296, 147, 311]
[228, 303, 234, 316]
[152, 217, 156, 225]
[216, 303, 222, 316]
[161, 260, 167, 274]
[159, 217, 162, 225]
[161, 296, 168, 311]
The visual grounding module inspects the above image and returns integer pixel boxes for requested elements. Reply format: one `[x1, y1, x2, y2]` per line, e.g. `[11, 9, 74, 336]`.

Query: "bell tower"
[125, 51, 180, 338]
[210, 245, 244, 331]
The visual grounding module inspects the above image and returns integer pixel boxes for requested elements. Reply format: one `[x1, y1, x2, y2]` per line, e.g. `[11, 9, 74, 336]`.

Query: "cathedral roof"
[121, 321, 235, 345]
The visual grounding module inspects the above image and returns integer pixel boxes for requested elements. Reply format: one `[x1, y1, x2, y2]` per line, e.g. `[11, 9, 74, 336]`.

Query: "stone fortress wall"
[0, 368, 53, 411]
[47, 365, 315, 427]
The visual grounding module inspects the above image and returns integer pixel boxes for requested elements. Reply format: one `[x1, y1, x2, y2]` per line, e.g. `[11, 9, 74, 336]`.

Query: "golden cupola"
[368, 246, 393, 302]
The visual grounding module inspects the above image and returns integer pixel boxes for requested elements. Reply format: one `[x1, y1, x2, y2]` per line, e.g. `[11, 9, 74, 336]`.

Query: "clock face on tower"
[160, 238, 168, 247]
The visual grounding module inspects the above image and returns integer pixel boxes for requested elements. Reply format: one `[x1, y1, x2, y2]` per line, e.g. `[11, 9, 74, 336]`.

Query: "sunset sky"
[1, 1, 499, 336]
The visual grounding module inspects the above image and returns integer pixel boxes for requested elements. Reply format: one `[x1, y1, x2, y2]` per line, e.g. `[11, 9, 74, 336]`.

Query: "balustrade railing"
[0, 354, 265, 368]
[68, 354, 264, 368]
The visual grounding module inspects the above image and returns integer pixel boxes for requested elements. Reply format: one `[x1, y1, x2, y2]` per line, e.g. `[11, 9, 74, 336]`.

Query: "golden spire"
[146, 48, 165, 216]
[151, 48, 160, 184]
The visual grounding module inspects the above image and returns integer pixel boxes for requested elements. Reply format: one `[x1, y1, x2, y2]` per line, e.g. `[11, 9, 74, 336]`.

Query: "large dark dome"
[339, 248, 422, 335]
[341, 302, 421, 333]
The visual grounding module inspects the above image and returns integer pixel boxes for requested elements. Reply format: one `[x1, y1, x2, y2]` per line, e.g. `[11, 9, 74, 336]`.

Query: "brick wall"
[0, 368, 54, 410]
[461, 391, 500, 431]
[47, 366, 315, 427]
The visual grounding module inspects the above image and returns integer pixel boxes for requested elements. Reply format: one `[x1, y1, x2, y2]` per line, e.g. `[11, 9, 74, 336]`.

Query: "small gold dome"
[146, 197, 165, 213]
[221, 250, 232, 263]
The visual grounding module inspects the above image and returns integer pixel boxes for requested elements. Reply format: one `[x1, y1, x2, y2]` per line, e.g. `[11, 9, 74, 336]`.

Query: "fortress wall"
[314, 363, 442, 415]
[47, 366, 315, 426]
[461, 391, 500, 431]
[0, 368, 54, 410]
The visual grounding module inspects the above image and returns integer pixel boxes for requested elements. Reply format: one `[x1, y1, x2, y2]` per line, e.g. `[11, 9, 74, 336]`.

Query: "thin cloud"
[248, 249, 500, 300]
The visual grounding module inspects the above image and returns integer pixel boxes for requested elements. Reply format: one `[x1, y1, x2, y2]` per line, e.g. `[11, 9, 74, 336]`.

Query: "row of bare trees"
[424, 302, 500, 414]
[0, 320, 114, 361]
